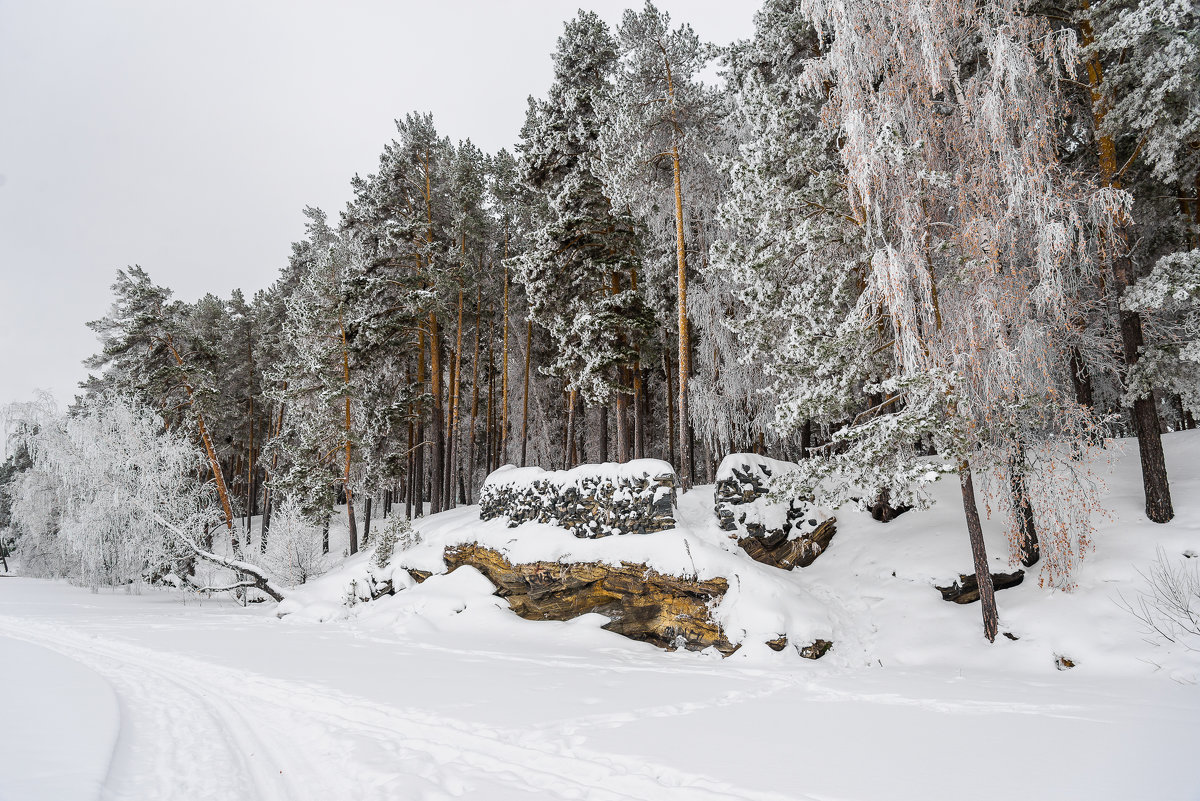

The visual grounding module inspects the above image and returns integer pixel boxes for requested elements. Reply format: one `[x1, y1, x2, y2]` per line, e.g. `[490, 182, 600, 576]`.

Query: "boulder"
[443, 543, 737, 654]
[479, 461, 677, 538]
[714, 454, 835, 569]
[764, 635, 833, 659]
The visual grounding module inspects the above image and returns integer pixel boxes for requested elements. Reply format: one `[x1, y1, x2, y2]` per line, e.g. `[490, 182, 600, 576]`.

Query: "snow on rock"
[479, 460, 677, 538]
[714, 453, 801, 483]
[715, 453, 836, 569]
[280, 432, 1200, 676]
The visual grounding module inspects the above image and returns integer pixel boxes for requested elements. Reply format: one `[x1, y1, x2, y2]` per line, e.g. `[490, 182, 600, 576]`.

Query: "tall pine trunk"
[1081, 13, 1173, 523]
[429, 312, 445, 515]
[414, 331, 426, 518]
[597, 404, 608, 463]
[467, 291, 483, 501]
[521, 319, 532, 468]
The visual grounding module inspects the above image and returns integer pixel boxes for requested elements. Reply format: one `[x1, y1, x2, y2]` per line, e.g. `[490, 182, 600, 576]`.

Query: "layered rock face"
[479, 460, 677, 537]
[715, 454, 836, 570]
[444, 544, 736, 654]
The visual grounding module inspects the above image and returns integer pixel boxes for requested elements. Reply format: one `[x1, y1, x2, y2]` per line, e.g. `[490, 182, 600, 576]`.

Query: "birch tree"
[801, 0, 1114, 636]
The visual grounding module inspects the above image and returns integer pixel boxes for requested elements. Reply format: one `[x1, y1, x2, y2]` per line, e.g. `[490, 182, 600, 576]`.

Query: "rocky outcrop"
[443, 543, 737, 654]
[935, 569, 1025, 603]
[765, 635, 832, 659]
[715, 454, 835, 570]
[479, 461, 677, 538]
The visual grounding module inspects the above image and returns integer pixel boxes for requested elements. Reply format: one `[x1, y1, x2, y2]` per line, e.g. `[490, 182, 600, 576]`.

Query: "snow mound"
[280, 432, 1200, 676]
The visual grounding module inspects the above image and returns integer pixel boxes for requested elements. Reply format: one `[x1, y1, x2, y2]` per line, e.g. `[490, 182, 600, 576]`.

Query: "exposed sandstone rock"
[763, 634, 832, 658]
[443, 543, 737, 654]
[735, 520, 837, 571]
[799, 639, 833, 660]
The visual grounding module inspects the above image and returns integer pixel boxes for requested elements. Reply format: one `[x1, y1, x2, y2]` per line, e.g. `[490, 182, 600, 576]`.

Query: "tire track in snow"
[0, 616, 825, 801]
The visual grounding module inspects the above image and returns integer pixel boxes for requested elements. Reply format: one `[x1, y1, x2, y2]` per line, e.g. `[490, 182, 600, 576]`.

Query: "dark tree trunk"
[405, 414, 415, 519]
[1117, 307, 1174, 522]
[1010, 447, 1039, 567]
[800, 419, 813, 458]
[521, 320, 532, 468]
[563, 390, 578, 470]
[1068, 346, 1094, 409]
[959, 461, 998, 642]
[633, 366, 645, 461]
[414, 413, 425, 519]
[616, 377, 630, 462]
[322, 518, 330, 555]
[430, 323, 445, 516]
[598, 403, 608, 464]
[363, 496, 372, 546]
[664, 350, 676, 468]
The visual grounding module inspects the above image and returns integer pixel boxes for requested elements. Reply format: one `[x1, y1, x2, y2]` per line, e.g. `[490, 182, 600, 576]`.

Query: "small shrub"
[1118, 548, 1200, 650]
[372, 515, 421, 568]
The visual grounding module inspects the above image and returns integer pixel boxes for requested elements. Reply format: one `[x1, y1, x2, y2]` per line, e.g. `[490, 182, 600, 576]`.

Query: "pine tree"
[601, 1, 723, 487]
[516, 11, 653, 469]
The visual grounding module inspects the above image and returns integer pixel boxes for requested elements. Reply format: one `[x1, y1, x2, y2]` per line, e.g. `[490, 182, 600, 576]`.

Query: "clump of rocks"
[479, 460, 677, 537]
[715, 454, 836, 570]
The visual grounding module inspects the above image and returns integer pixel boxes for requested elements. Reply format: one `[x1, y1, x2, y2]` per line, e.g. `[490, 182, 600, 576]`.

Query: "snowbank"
[0, 636, 120, 801]
[281, 431, 1200, 676]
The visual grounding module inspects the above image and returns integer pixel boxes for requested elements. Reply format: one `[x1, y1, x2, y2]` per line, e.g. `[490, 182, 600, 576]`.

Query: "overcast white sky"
[0, 0, 756, 411]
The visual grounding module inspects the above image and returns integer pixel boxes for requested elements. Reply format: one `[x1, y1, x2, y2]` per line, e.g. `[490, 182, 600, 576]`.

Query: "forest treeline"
[2, 0, 1197, 639]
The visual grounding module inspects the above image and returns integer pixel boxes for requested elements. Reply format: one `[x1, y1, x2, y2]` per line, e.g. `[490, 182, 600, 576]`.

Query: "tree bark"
[1081, 12, 1174, 523]
[564, 389, 578, 470]
[467, 291, 483, 500]
[362, 496, 372, 545]
[597, 403, 608, 463]
[337, 288, 358, 555]
[959, 460, 999, 642]
[1010, 447, 1039, 567]
[664, 349, 676, 467]
[501, 261, 510, 466]
[521, 319, 532, 468]
[429, 312, 445, 515]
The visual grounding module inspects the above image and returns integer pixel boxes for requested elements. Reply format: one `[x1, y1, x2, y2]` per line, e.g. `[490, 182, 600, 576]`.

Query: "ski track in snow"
[0, 616, 825, 801]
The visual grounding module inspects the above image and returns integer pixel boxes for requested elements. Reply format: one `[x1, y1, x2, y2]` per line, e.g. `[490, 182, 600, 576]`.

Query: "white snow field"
[3, 432, 1200, 801]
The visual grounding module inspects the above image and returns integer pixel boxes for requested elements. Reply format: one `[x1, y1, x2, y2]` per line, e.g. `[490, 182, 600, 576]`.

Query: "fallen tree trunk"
[150, 511, 286, 602]
[935, 570, 1024, 605]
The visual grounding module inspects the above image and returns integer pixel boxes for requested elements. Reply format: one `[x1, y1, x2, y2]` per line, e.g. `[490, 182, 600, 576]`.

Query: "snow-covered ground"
[3, 433, 1200, 800]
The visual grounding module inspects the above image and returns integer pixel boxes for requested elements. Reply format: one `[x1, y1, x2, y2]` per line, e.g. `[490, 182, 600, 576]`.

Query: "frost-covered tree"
[1086, 0, 1200, 435]
[7, 395, 284, 599]
[801, 0, 1115, 635]
[713, 0, 879, 467]
[517, 11, 653, 468]
[601, 1, 724, 487]
[84, 267, 246, 557]
[262, 495, 327, 585]
[1068, 0, 1196, 521]
[267, 208, 366, 553]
